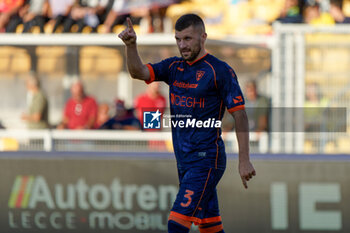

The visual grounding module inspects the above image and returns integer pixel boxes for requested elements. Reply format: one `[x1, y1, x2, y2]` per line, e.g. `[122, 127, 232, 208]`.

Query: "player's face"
[175, 26, 205, 62]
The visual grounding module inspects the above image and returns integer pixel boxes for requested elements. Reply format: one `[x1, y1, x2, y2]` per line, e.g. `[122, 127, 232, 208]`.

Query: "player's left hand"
[239, 160, 256, 189]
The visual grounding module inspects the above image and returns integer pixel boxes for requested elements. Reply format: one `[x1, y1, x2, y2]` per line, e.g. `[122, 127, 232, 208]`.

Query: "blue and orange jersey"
[146, 53, 245, 168]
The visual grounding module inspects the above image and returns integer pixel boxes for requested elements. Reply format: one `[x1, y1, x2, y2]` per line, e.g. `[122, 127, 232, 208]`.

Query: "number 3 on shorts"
[181, 190, 194, 207]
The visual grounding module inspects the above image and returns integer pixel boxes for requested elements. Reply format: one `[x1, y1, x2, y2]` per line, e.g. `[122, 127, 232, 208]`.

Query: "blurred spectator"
[63, 0, 113, 33]
[134, 82, 166, 124]
[0, 0, 25, 32]
[146, 4, 170, 33]
[329, 0, 350, 23]
[57, 80, 98, 129]
[95, 102, 110, 128]
[99, 99, 141, 130]
[303, 1, 334, 24]
[13, 0, 49, 33]
[244, 80, 270, 132]
[100, 0, 129, 33]
[21, 72, 49, 129]
[276, 0, 303, 23]
[46, 0, 74, 33]
[303, 1, 320, 23]
[304, 82, 329, 132]
[305, 82, 328, 107]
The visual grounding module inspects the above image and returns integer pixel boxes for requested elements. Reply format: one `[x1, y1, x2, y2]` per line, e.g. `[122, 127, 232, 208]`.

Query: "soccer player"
[119, 14, 256, 233]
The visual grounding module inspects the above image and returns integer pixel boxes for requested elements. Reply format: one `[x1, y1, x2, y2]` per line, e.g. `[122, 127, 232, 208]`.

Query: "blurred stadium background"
[0, 0, 350, 232]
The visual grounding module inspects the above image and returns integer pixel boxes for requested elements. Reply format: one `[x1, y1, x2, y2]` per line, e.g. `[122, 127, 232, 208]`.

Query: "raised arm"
[118, 18, 150, 81]
[231, 109, 256, 189]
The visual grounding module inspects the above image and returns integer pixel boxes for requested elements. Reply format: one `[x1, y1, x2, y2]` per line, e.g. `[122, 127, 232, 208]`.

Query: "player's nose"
[178, 40, 186, 49]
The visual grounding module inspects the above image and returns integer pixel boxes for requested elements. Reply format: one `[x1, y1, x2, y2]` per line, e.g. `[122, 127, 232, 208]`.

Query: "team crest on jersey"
[233, 96, 243, 104]
[196, 70, 205, 81]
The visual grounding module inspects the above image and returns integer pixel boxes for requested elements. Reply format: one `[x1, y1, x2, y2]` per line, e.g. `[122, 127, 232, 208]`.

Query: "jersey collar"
[186, 53, 209, 66]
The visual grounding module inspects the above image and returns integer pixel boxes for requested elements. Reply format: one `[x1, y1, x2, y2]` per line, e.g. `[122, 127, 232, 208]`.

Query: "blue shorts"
[170, 166, 225, 225]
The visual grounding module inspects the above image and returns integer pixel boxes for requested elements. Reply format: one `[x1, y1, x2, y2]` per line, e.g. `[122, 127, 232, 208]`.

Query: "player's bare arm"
[231, 109, 256, 189]
[118, 17, 150, 81]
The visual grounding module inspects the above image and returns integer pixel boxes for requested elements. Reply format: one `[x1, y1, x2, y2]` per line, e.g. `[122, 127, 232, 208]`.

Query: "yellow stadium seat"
[82, 26, 93, 34]
[97, 24, 106, 33]
[112, 24, 140, 35]
[15, 24, 24, 34]
[337, 137, 350, 153]
[11, 53, 31, 73]
[343, 0, 350, 16]
[324, 141, 336, 153]
[44, 23, 54, 34]
[0, 47, 31, 75]
[80, 46, 123, 77]
[304, 140, 316, 153]
[0, 138, 19, 151]
[112, 25, 126, 34]
[70, 24, 79, 33]
[306, 48, 322, 70]
[253, 3, 281, 22]
[54, 25, 64, 33]
[36, 47, 66, 75]
[0, 56, 10, 73]
[166, 2, 200, 24]
[44, 23, 64, 34]
[30, 26, 41, 34]
[224, 1, 252, 34]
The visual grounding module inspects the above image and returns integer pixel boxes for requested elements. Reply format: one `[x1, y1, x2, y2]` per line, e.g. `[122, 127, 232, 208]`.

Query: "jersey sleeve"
[145, 57, 175, 85]
[216, 64, 245, 113]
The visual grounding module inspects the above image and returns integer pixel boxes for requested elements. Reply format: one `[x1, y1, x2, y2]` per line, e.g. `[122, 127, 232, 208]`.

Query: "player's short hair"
[175, 14, 205, 32]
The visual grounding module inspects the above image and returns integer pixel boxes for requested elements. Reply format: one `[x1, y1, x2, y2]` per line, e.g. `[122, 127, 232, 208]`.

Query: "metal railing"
[0, 129, 268, 153]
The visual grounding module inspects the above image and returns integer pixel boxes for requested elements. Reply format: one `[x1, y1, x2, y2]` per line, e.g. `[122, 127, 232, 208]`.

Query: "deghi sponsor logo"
[8, 175, 177, 231]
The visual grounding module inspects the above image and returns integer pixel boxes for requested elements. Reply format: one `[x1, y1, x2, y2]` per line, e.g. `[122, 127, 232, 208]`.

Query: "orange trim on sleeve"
[227, 105, 245, 113]
[170, 211, 222, 225]
[168, 213, 192, 229]
[145, 64, 155, 84]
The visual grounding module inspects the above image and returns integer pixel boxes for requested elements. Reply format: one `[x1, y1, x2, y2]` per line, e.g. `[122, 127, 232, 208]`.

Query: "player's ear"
[201, 32, 207, 43]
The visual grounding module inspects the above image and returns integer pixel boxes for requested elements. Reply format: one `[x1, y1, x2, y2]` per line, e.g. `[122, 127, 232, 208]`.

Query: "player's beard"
[180, 41, 201, 62]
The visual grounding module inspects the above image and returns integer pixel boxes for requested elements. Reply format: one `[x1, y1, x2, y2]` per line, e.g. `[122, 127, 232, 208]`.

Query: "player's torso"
[166, 55, 226, 167]
[167, 57, 220, 117]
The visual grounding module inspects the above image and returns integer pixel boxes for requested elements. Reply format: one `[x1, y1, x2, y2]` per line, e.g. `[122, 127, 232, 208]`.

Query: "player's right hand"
[118, 17, 137, 46]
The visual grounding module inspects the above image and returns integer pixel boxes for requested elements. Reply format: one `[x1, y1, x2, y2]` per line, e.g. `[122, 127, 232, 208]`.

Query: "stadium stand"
[0, 1, 350, 154]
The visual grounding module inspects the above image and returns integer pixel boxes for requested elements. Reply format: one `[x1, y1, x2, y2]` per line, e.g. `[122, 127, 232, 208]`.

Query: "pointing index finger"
[127, 17, 133, 31]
